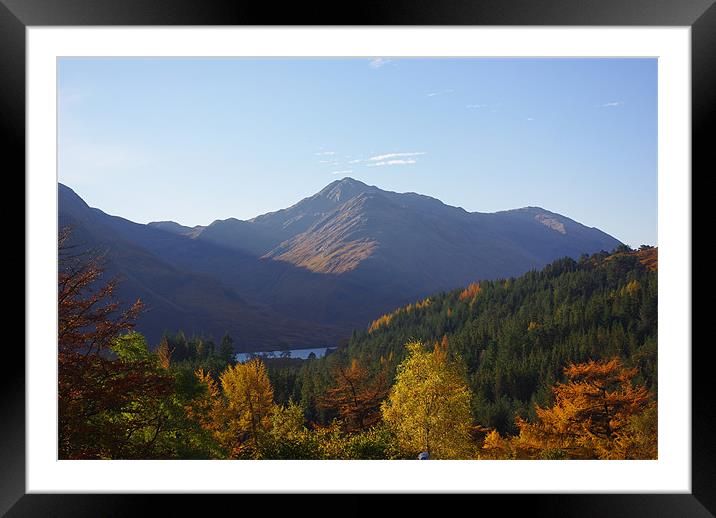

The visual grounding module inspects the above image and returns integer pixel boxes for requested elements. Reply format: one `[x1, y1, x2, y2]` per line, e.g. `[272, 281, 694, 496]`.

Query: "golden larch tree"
[515, 357, 654, 459]
[381, 340, 474, 459]
[219, 358, 275, 454]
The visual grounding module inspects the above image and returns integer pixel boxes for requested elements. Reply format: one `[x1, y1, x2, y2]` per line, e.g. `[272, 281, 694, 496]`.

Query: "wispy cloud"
[526, 118, 535, 121]
[427, 89, 454, 98]
[368, 159, 417, 167]
[466, 104, 488, 109]
[331, 170, 353, 175]
[369, 152, 426, 162]
[369, 58, 392, 69]
[315, 151, 336, 156]
[599, 101, 624, 108]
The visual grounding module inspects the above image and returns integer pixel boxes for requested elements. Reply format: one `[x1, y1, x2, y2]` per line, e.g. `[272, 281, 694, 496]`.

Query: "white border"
[27, 27, 691, 493]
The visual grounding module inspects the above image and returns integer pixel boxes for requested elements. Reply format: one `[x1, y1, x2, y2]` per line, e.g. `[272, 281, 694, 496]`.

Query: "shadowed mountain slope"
[60, 179, 622, 349]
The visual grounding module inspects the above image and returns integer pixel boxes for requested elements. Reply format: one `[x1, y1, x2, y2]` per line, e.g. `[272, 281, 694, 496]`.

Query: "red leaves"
[318, 359, 388, 432]
[58, 229, 174, 459]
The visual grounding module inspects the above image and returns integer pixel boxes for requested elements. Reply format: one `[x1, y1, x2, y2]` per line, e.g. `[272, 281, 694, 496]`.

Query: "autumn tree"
[156, 336, 173, 370]
[514, 358, 654, 459]
[381, 340, 474, 459]
[105, 332, 178, 458]
[318, 358, 388, 432]
[218, 358, 275, 456]
[183, 368, 229, 458]
[58, 229, 174, 459]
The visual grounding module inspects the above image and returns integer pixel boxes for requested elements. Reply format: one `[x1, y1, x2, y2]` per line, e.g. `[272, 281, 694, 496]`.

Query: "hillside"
[286, 248, 658, 432]
[58, 184, 346, 349]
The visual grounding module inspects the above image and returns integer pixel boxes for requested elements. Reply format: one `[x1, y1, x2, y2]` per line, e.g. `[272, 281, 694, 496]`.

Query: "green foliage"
[161, 330, 235, 376]
[111, 331, 156, 363]
[62, 245, 657, 460]
[539, 448, 568, 460]
[258, 402, 403, 459]
[284, 250, 657, 436]
[336, 424, 404, 460]
[259, 400, 321, 459]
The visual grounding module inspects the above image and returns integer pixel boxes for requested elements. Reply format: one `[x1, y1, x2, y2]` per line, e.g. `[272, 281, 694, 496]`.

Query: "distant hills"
[59, 178, 621, 350]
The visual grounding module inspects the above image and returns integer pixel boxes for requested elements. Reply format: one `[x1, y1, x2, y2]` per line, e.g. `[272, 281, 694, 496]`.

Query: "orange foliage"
[368, 313, 394, 333]
[516, 358, 653, 459]
[459, 282, 482, 301]
[318, 358, 388, 431]
[156, 337, 173, 370]
[433, 335, 449, 363]
[368, 297, 432, 333]
[635, 247, 658, 271]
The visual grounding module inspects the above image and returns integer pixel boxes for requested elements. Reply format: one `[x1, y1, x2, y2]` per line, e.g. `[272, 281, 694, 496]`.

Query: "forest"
[59, 227, 657, 460]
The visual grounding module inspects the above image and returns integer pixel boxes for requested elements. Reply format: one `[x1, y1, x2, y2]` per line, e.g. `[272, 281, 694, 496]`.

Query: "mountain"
[180, 177, 620, 292]
[59, 178, 622, 350]
[58, 184, 346, 350]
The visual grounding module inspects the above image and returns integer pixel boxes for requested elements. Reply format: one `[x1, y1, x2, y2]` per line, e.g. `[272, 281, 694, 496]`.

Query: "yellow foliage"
[381, 341, 474, 459]
[622, 279, 640, 297]
[219, 358, 275, 452]
[189, 360, 276, 458]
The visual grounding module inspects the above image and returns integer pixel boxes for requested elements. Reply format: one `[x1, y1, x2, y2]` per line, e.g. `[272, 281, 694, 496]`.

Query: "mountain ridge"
[59, 179, 623, 350]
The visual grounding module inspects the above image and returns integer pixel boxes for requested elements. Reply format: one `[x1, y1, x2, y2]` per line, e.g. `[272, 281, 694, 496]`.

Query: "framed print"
[5, 0, 710, 514]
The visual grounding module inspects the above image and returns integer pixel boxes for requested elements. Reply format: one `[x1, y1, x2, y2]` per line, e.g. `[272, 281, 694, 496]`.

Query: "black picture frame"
[5, 0, 708, 514]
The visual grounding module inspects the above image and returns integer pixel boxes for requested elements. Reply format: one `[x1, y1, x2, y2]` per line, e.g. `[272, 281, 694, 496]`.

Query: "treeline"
[58, 226, 657, 460]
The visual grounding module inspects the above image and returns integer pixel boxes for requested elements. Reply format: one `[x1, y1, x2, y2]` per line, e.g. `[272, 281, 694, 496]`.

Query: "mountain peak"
[318, 177, 375, 203]
[320, 176, 368, 190]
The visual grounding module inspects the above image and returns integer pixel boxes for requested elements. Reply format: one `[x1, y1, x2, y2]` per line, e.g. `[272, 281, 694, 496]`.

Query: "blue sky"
[58, 57, 657, 247]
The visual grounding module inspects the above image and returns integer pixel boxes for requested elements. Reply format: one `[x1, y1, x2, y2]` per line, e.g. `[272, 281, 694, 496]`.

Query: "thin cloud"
[427, 89, 454, 97]
[599, 101, 624, 108]
[331, 170, 353, 175]
[526, 118, 535, 121]
[315, 151, 336, 156]
[368, 159, 417, 167]
[369, 58, 392, 69]
[466, 104, 488, 109]
[369, 152, 426, 161]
